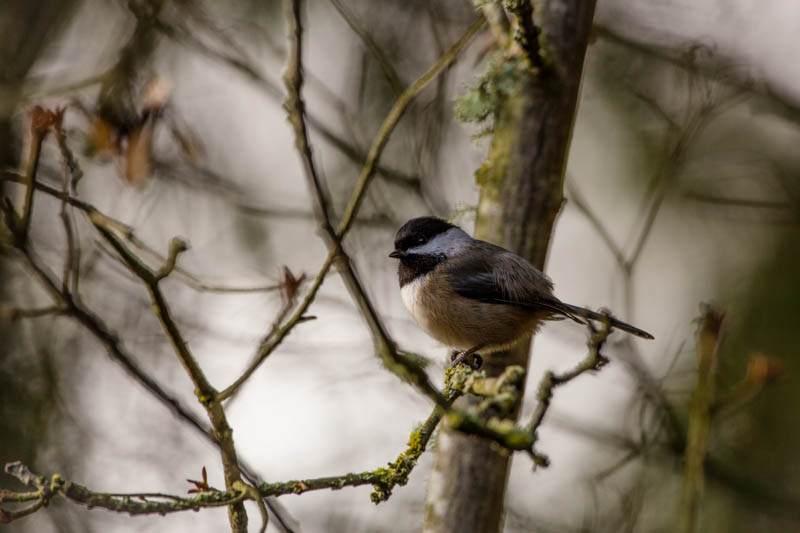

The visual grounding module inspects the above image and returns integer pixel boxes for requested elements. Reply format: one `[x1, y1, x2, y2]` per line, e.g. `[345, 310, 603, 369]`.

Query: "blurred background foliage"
[1, 0, 799, 532]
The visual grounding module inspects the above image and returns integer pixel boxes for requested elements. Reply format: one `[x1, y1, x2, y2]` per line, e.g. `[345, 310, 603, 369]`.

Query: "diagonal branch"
[217, 12, 486, 402]
[151, 12, 420, 191]
[281, 0, 447, 405]
[1, 377, 461, 521]
[328, 0, 404, 95]
[87, 215, 250, 531]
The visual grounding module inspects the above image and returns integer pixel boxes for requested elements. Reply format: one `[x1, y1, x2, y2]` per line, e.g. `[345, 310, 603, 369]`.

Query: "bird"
[389, 216, 653, 367]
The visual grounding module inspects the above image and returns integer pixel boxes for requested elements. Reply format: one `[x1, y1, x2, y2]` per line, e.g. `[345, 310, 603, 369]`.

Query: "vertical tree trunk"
[423, 2, 596, 532]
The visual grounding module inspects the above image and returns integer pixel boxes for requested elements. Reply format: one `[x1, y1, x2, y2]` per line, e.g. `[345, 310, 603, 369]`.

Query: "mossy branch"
[88, 209, 250, 532]
[503, 0, 543, 71]
[446, 320, 612, 467]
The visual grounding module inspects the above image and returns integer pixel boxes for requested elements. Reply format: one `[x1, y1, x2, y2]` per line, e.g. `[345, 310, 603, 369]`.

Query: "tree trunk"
[423, 2, 596, 532]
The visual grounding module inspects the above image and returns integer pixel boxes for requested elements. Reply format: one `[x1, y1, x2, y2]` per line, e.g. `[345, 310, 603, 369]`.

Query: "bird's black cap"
[392, 217, 455, 255]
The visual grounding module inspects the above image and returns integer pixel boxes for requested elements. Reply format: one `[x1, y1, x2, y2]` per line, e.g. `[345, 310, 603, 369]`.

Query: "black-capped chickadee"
[389, 217, 653, 367]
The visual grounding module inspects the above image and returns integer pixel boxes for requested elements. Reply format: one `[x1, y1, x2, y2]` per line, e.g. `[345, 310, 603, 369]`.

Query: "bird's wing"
[442, 242, 569, 316]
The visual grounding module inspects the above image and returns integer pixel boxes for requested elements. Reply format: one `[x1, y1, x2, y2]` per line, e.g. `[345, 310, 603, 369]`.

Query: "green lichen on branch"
[444, 364, 534, 451]
[454, 54, 531, 190]
[503, 0, 544, 70]
[369, 381, 464, 504]
[454, 54, 528, 134]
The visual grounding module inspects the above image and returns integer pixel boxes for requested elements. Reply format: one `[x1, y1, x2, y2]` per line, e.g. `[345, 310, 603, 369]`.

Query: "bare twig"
[14, 107, 54, 244]
[566, 179, 626, 271]
[684, 190, 791, 209]
[711, 353, 784, 420]
[0, 305, 68, 320]
[87, 216, 250, 532]
[151, 13, 420, 191]
[328, 0, 404, 95]
[218, 12, 486, 402]
[281, 0, 451, 405]
[53, 115, 82, 296]
[594, 24, 800, 126]
[682, 306, 725, 533]
[528, 320, 612, 440]
[1, 174, 288, 294]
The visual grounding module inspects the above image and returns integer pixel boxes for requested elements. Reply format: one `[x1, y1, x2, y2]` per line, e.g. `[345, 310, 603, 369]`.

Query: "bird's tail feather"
[558, 303, 654, 340]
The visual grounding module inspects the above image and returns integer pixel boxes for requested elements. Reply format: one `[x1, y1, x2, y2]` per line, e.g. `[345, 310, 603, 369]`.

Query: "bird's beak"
[389, 250, 405, 259]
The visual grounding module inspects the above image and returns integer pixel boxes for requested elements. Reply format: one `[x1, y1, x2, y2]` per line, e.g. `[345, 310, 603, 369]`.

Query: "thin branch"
[2, 171, 286, 531]
[1, 462, 245, 522]
[0, 306, 68, 320]
[528, 320, 611, 438]
[566, 179, 626, 271]
[0, 381, 459, 520]
[4, 239, 293, 530]
[682, 306, 725, 533]
[53, 115, 82, 296]
[218, 12, 486, 402]
[217, 249, 334, 401]
[336, 15, 486, 239]
[328, 0, 404, 95]
[87, 214, 250, 532]
[151, 13, 420, 191]
[684, 190, 791, 209]
[594, 24, 800, 126]
[5, 241, 213, 439]
[282, 0, 448, 406]
[2, 174, 288, 294]
[14, 107, 53, 243]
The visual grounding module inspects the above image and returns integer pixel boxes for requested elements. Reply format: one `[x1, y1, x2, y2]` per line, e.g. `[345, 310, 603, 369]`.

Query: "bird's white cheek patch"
[400, 276, 431, 332]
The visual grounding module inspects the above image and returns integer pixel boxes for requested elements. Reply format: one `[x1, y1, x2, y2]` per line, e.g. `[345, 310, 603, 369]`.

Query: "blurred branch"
[0, 305, 68, 320]
[18, 71, 109, 105]
[480, 1, 510, 48]
[328, 0, 404, 95]
[2, 174, 288, 294]
[566, 179, 626, 270]
[711, 353, 785, 420]
[682, 306, 724, 533]
[53, 113, 82, 297]
[151, 9, 421, 192]
[1, 114, 295, 533]
[594, 25, 800, 125]
[13, 107, 54, 244]
[684, 190, 791, 209]
[218, 11, 486, 403]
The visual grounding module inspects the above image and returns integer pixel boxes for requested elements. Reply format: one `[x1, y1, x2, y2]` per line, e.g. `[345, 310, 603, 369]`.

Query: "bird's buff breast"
[400, 273, 536, 352]
[400, 275, 435, 336]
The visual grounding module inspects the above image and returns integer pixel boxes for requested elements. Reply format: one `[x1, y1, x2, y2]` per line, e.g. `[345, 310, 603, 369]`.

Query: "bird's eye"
[416, 236, 426, 245]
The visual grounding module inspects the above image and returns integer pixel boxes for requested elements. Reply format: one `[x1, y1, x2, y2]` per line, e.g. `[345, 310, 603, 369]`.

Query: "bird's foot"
[450, 349, 483, 370]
